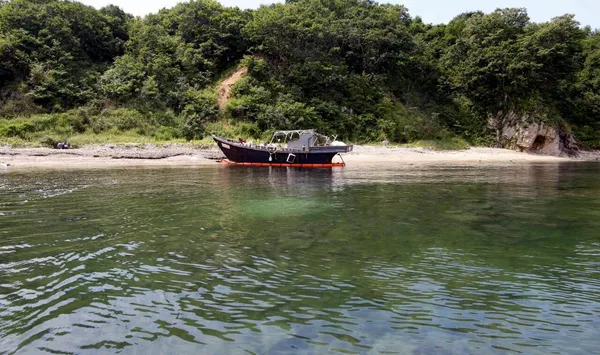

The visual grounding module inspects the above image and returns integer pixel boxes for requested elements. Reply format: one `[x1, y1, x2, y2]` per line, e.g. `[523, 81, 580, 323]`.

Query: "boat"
[212, 129, 353, 167]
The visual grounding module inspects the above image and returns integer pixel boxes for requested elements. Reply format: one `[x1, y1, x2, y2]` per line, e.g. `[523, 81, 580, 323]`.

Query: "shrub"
[182, 114, 208, 140]
[226, 80, 271, 120]
[375, 98, 445, 143]
[57, 112, 87, 133]
[409, 136, 470, 151]
[241, 55, 268, 79]
[108, 108, 146, 131]
[204, 121, 262, 141]
[181, 90, 219, 140]
[151, 109, 178, 127]
[153, 126, 181, 141]
[0, 115, 58, 138]
[0, 96, 43, 118]
[89, 116, 111, 134]
[573, 125, 600, 149]
[256, 97, 317, 130]
[0, 121, 34, 139]
[87, 108, 148, 134]
[100, 54, 146, 101]
[40, 135, 60, 148]
[183, 90, 218, 118]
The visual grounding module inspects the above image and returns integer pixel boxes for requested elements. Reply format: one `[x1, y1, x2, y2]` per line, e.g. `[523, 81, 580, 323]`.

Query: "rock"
[55, 141, 70, 149]
[488, 110, 579, 157]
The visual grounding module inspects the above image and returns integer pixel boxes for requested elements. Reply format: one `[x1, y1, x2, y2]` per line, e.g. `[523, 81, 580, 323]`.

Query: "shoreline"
[1, 144, 599, 171]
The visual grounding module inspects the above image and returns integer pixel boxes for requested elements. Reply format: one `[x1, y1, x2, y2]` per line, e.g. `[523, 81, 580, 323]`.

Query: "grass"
[68, 131, 189, 145]
[0, 130, 472, 151]
[0, 130, 201, 148]
[204, 121, 271, 142]
[0, 112, 472, 151]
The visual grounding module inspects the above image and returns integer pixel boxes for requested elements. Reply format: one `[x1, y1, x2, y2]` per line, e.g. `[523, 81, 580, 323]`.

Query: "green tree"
[570, 31, 600, 147]
[0, 0, 130, 110]
[442, 9, 585, 126]
[1, 0, 599, 147]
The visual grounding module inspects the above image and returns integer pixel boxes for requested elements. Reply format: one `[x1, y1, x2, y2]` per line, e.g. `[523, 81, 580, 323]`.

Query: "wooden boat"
[213, 130, 353, 167]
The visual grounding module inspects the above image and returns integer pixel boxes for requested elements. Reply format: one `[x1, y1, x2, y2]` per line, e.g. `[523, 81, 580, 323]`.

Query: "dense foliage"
[0, 0, 599, 147]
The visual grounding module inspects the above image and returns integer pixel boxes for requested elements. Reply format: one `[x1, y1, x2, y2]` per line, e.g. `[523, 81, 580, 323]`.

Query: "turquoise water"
[1, 163, 600, 354]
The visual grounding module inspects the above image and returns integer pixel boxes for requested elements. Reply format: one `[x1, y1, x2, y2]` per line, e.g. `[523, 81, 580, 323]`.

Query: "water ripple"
[1, 166, 600, 353]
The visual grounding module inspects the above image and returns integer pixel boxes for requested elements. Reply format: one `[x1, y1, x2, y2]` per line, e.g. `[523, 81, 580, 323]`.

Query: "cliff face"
[489, 111, 580, 157]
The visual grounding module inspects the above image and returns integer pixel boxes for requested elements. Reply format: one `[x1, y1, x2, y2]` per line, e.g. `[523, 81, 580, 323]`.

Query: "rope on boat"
[336, 153, 345, 166]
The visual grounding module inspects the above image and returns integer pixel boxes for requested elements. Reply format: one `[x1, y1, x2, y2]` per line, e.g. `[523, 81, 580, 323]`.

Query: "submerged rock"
[489, 110, 579, 157]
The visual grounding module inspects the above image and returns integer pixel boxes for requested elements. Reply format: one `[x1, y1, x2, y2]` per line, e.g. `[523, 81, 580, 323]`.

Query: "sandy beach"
[0, 144, 598, 170]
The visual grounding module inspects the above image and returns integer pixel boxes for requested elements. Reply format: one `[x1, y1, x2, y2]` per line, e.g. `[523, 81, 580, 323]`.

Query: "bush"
[88, 108, 148, 134]
[573, 125, 600, 149]
[226, 79, 272, 120]
[89, 116, 111, 134]
[256, 97, 318, 130]
[40, 135, 60, 148]
[0, 96, 43, 118]
[100, 54, 146, 101]
[153, 126, 181, 141]
[182, 114, 208, 140]
[57, 112, 87, 134]
[0, 121, 34, 139]
[0, 115, 58, 139]
[181, 90, 219, 140]
[183, 90, 219, 118]
[108, 108, 146, 131]
[375, 98, 446, 143]
[151, 109, 179, 127]
[204, 121, 263, 141]
[241, 55, 268, 79]
[409, 136, 470, 151]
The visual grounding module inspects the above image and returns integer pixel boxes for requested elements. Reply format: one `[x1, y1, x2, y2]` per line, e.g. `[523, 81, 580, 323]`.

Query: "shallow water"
[1, 163, 600, 354]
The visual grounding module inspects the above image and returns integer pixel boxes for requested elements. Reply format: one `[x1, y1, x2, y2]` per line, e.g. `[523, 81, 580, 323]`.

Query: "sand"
[0, 144, 598, 171]
[217, 67, 248, 110]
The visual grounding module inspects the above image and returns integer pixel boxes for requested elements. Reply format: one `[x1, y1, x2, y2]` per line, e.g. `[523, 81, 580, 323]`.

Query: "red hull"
[219, 159, 345, 168]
